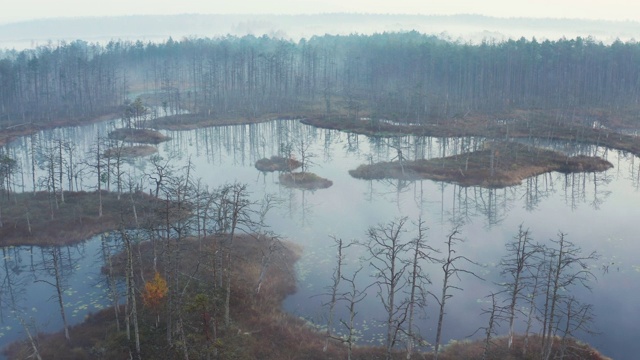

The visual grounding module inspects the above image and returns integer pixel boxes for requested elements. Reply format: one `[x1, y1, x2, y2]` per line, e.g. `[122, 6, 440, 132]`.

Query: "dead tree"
[539, 232, 599, 360]
[209, 182, 258, 327]
[120, 229, 142, 360]
[339, 267, 367, 360]
[83, 135, 106, 217]
[478, 292, 505, 360]
[404, 218, 438, 359]
[323, 236, 349, 352]
[432, 228, 482, 360]
[522, 260, 544, 356]
[146, 154, 174, 198]
[364, 217, 410, 360]
[499, 224, 540, 349]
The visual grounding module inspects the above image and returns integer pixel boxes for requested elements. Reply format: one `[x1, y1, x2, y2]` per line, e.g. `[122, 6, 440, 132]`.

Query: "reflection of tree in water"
[589, 172, 612, 210]
[523, 173, 555, 211]
[453, 186, 512, 228]
[36, 245, 83, 342]
[344, 132, 360, 155]
[448, 184, 471, 227]
[562, 171, 612, 211]
[322, 129, 340, 163]
[1, 247, 29, 322]
[283, 187, 314, 228]
[470, 187, 504, 227]
[623, 151, 640, 191]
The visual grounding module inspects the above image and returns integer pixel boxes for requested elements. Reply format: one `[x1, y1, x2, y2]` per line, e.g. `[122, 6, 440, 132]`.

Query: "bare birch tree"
[432, 228, 482, 360]
[404, 218, 438, 359]
[364, 217, 410, 360]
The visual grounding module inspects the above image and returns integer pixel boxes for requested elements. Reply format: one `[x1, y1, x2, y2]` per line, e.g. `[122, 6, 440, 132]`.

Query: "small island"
[349, 141, 613, 188]
[279, 172, 333, 190]
[108, 128, 170, 144]
[255, 155, 302, 172]
[104, 145, 157, 158]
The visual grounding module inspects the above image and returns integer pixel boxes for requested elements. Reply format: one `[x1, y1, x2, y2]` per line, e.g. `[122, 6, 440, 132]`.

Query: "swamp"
[2, 32, 640, 359]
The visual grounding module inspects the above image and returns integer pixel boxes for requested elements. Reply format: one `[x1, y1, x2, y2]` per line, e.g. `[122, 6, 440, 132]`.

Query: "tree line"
[2, 33, 640, 127]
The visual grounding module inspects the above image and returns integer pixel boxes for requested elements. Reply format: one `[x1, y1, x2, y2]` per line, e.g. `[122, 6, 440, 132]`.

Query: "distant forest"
[1, 31, 640, 126]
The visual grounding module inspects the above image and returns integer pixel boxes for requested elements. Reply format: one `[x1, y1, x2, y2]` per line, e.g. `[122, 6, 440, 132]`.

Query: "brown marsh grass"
[349, 141, 613, 188]
[279, 172, 333, 190]
[0, 190, 168, 246]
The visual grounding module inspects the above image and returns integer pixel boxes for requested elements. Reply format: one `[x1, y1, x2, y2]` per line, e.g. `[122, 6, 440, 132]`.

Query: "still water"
[2, 118, 640, 359]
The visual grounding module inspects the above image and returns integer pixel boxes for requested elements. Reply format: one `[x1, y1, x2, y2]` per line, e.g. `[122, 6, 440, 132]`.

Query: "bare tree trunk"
[340, 268, 366, 360]
[405, 218, 436, 359]
[224, 250, 231, 327]
[433, 228, 480, 360]
[364, 217, 410, 360]
[523, 262, 543, 356]
[324, 236, 345, 352]
[58, 139, 64, 204]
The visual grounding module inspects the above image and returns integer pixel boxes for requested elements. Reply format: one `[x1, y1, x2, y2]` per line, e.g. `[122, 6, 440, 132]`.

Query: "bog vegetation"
[0, 30, 633, 359]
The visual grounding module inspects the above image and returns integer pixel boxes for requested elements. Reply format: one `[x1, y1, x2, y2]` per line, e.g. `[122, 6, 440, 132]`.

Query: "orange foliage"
[142, 272, 168, 310]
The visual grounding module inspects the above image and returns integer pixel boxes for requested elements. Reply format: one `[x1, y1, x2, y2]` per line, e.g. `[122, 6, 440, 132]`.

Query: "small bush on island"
[255, 155, 302, 172]
[279, 172, 333, 190]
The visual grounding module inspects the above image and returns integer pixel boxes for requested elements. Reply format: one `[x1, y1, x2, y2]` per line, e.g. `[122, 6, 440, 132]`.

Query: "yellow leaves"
[142, 272, 168, 310]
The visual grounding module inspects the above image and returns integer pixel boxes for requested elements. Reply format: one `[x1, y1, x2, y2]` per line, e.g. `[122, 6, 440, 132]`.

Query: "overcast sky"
[2, 0, 640, 24]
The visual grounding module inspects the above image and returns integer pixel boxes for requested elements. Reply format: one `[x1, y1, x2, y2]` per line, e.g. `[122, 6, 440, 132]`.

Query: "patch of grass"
[108, 128, 170, 144]
[278, 172, 333, 190]
[255, 156, 302, 172]
[349, 141, 613, 188]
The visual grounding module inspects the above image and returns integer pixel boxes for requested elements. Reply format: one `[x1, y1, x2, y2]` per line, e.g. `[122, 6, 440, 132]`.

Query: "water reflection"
[1, 118, 639, 358]
[0, 236, 122, 352]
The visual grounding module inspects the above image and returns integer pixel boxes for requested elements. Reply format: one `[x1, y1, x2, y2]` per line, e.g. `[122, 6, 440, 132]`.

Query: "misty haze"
[0, 11, 638, 360]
